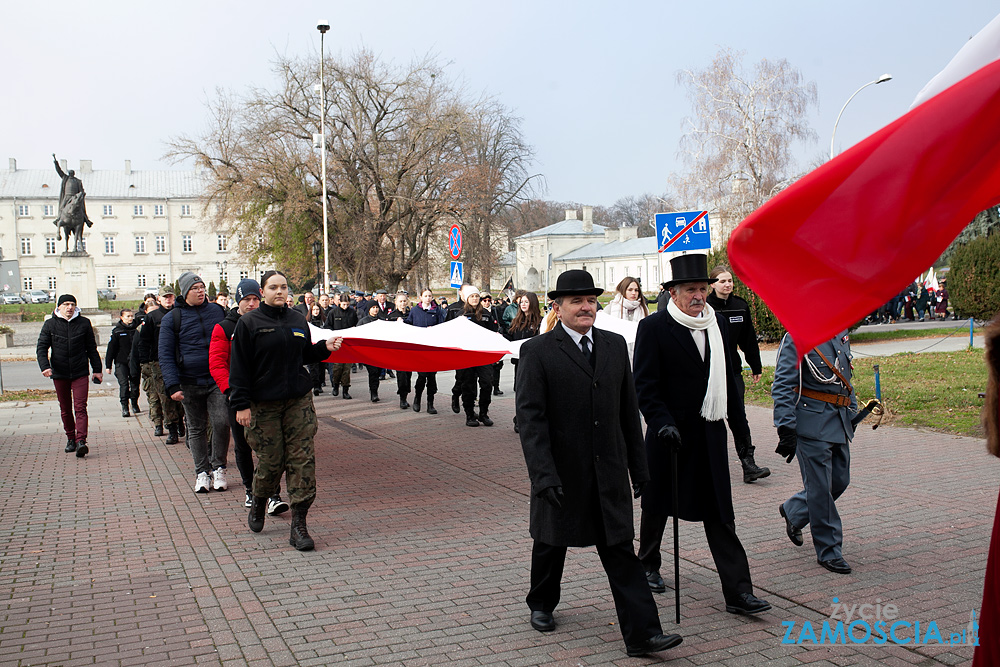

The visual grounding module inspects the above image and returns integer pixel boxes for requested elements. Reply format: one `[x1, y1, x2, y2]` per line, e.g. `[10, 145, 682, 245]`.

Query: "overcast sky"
[3, 1, 996, 207]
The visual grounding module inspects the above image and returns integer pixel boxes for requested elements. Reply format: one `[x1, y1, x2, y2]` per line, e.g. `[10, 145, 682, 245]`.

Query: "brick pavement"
[0, 368, 991, 666]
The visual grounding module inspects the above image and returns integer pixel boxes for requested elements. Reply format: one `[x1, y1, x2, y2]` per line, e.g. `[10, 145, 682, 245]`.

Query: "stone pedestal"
[56, 253, 98, 310]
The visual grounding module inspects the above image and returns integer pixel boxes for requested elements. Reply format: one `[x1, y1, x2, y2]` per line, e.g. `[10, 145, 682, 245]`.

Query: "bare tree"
[168, 50, 478, 290]
[452, 101, 542, 288]
[603, 194, 674, 237]
[673, 48, 818, 236]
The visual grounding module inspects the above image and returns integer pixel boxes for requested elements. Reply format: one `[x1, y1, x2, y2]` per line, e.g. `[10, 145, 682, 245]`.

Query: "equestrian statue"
[52, 153, 94, 253]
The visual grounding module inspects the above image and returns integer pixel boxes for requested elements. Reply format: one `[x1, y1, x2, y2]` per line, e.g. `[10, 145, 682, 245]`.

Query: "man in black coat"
[633, 254, 770, 616]
[516, 269, 682, 658]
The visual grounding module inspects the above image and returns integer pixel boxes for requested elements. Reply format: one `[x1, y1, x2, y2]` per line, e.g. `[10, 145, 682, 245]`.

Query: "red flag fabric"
[314, 317, 511, 372]
[728, 58, 1000, 357]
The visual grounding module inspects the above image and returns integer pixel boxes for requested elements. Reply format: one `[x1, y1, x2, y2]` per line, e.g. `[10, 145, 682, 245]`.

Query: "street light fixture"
[830, 73, 893, 159]
[317, 19, 330, 296]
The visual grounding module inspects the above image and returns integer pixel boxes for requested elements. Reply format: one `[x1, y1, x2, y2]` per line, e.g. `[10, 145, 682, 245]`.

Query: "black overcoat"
[632, 309, 746, 523]
[515, 321, 649, 547]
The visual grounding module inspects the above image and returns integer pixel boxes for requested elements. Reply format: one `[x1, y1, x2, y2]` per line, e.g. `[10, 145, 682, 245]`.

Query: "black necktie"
[581, 336, 594, 368]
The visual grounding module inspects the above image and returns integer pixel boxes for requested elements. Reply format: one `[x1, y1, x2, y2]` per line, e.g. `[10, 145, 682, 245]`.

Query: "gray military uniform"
[772, 332, 856, 562]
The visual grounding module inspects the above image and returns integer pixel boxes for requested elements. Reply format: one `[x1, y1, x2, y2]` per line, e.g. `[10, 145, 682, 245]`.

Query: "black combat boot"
[371, 391, 380, 403]
[399, 394, 410, 410]
[248, 495, 267, 533]
[736, 435, 770, 483]
[342, 387, 352, 400]
[121, 400, 130, 418]
[131, 398, 141, 414]
[426, 395, 437, 415]
[478, 412, 494, 427]
[412, 390, 422, 413]
[466, 411, 480, 427]
[331, 384, 340, 397]
[289, 502, 315, 551]
[165, 424, 180, 445]
[65, 438, 77, 453]
[75, 439, 89, 458]
[451, 393, 460, 413]
[177, 420, 186, 437]
[154, 424, 164, 437]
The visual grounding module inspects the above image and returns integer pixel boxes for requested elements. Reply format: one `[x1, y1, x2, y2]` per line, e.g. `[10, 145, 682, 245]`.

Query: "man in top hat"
[633, 254, 770, 616]
[515, 269, 682, 657]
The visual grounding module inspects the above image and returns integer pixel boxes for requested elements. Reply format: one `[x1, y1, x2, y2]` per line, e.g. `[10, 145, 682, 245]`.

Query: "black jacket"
[137, 306, 170, 363]
[706, 292, 763, 375]
[36, 310, 102, 380]
[326, 305, 359, 331]
[105, 319, 138, 371]
[228, 302, 331, 411]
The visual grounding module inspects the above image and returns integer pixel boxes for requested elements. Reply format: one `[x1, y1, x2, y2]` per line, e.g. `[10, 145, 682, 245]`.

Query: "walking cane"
[671, 446, 680, 624]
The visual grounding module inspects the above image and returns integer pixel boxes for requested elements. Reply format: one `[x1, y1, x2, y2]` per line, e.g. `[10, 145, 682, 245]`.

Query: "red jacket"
[208, 308, 240, 395]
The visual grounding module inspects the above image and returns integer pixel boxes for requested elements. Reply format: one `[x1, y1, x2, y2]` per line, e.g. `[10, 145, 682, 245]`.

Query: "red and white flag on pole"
[728, 13, 1000, 357]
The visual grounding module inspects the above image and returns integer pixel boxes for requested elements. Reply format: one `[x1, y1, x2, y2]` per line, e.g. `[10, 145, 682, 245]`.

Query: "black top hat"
[661, 254, 717, 289]
[548, 269, 604, 300]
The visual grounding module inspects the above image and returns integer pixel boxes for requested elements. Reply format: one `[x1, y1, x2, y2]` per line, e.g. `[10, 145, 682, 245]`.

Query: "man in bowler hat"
[516, 269, 682, 657]
[634, 253, 770, 616]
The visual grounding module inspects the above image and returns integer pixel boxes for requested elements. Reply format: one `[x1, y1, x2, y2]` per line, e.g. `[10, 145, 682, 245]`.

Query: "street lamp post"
[317, 19, 331, 296]
[830, 73, 893, 159]
[312, 240, 322, 291]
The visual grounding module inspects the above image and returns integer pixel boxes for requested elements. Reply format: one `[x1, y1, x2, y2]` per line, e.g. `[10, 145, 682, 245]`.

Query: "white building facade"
[0, 159, 259, 298]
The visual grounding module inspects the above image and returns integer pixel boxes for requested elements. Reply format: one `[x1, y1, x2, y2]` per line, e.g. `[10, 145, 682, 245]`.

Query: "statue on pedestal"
[52, 153, 93, 254]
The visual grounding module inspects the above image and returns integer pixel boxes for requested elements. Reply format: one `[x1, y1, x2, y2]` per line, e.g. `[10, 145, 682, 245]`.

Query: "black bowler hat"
[661, 254, 717, 289]
[547, 269, 603, 300]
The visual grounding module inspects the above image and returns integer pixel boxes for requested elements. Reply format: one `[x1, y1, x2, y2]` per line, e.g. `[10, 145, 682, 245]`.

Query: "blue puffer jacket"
[404, 302, 446, 328]
[159, 299, 226, 396]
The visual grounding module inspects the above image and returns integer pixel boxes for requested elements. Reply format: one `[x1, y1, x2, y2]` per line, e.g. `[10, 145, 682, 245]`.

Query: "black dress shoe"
[725, 592, 771, 615]
[818, 557, 852, 574]
[529, 610, 555, 633]
[625, 633, 683, 657]
[779, 504, 803, 546]
[65, 439, 77, 453]
[645, 570, 666, 594]
[492, 388, 503, 396]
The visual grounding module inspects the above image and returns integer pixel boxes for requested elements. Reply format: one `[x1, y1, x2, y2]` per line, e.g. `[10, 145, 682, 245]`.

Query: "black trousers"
[395, 371, 412, 397]
[638, 510, 753, 603]
[527, 540, 663, 646]
[365, 364, 381, 395]
[461, 364, 493, 418]
[114, 364, 140, 402]
[414, 372, 437, 397]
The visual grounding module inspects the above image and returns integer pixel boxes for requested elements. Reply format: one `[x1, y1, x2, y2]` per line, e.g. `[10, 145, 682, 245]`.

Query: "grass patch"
[850, 324, 977, 344]
[0, 388, 58, 402]
[744, 348, 987, 437]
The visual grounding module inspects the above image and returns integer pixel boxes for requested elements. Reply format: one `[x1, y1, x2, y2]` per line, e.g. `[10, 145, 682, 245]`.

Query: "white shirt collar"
[561, 322, 593, 350]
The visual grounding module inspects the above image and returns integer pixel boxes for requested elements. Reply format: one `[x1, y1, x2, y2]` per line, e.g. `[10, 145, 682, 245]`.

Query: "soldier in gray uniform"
[772, 331, 856, 574]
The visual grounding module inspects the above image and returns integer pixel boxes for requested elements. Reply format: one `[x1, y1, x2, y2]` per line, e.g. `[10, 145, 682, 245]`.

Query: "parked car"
[21, 290, 51, 304]
[97, 288, 117, 301]
[0, 293, 23, 305]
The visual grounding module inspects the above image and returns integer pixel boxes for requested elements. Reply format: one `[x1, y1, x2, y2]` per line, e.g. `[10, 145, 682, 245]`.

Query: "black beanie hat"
[57, 294, 77, 306]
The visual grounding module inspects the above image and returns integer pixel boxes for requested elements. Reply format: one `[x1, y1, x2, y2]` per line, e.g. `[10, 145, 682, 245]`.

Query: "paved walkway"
[0, 369, 991, 666]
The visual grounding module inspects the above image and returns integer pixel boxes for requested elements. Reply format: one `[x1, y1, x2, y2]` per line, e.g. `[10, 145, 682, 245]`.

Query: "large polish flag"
[728, 13, 1000, 358]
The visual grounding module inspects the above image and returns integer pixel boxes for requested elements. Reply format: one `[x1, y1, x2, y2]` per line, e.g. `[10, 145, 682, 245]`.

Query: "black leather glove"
[657, 424, 682, 450]
[775, 425, 798, 463]
[539, 486, 564, 509]
[632, 482, 646, 499]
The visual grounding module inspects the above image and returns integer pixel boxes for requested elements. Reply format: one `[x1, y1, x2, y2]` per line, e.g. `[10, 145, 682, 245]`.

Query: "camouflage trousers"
[141, 362, 161, 426]
[245, 393, 317, 507]
[143, 362, 182, 427]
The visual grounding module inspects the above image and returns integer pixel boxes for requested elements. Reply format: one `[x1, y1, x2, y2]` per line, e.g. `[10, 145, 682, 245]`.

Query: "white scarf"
[611, 294, 646, 322]
[666, 299, 727, 421]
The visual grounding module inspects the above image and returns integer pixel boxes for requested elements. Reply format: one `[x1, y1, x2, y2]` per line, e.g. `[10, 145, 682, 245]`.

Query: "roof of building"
[0, 168, 211, 200]
[497, 250, 515, 266]
[516, 219, 607, 239]
[556, 236, 659, 261]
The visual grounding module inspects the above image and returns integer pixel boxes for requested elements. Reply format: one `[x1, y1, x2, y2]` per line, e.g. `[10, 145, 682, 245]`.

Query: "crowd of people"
[866, 279, 956, 324]
[34, 255, 863, 657]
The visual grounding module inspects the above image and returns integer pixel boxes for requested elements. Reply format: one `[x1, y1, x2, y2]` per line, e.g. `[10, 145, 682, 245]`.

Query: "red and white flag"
[728, 13, 1000, 357]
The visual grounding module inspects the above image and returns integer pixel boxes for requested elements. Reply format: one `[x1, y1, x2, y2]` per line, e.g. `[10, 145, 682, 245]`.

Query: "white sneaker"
[267, 498, 290, 516]
[244, 493, 252, 508]
[194, 472, 211, 493]
[212, 468, 228, 491]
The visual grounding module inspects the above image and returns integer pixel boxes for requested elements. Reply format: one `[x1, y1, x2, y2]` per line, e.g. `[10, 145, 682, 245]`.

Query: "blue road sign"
[655, 210, 711, 252]
[449, 224, 463, 259]
[449, 261, 464, 288]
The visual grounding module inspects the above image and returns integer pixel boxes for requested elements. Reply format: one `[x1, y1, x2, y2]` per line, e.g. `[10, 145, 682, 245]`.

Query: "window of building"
[104, 236, 116, 254]
[17, 205, 28, 217]
[135, 236, 146, 254]
[239, 270, 249, 281]
[217, 234, 228, 252]
[155, 235, 166, 253]
[180, 204, 191, 216]
[154, 204, 164, 216]
[107, 276, 117, 288]
[45, 237, 57, 255]
[23, 277, 32, 290]
[651, 266, 658, 284]
[20, 237, 31, 255]
[608, 267, 614, 285]
[102, 204, 114, 216]
[48, 276, 57, 290]
[43, 204, 55, 216]
[182, 235, 193, 252]
[157, 273, 167, 286]
[137, 274, 146, 288]
[133, 205, 144, 216]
